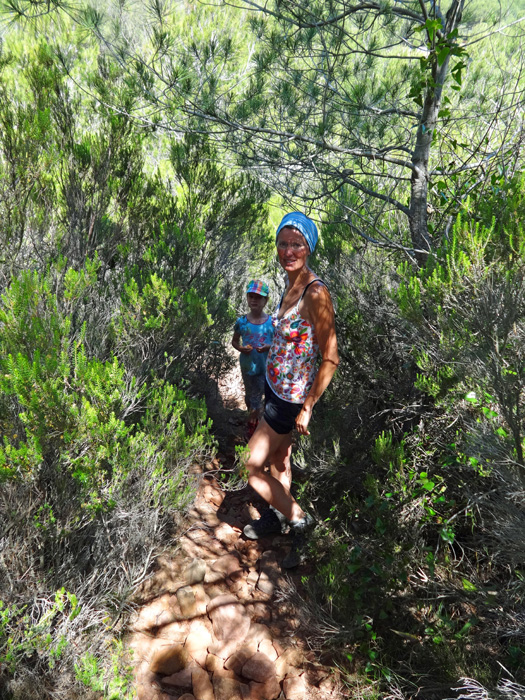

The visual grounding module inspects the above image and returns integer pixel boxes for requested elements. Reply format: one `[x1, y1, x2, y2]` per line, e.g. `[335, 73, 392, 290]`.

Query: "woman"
[243, 212, 339, 567]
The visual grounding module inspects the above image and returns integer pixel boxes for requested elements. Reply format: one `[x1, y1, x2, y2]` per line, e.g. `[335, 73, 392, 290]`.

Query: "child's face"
[247, 292, 267, 312]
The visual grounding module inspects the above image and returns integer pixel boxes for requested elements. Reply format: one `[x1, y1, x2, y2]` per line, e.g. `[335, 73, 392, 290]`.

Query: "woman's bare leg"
[269, 435, 293, 493]
[245, 419, 304, 521]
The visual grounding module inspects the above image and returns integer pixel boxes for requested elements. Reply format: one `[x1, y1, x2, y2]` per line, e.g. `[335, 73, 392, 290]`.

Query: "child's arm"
[232, 331, 253, 354]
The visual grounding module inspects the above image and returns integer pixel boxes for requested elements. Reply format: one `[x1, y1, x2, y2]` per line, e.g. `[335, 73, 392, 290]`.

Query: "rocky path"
[128, 359, 344, 700]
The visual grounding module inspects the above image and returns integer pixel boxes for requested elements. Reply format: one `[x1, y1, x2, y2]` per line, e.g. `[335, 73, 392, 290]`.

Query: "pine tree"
[3, 0, 524, 263]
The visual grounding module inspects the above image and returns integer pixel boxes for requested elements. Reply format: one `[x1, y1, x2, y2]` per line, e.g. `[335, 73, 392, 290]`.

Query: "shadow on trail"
[127, 402, 345, 699]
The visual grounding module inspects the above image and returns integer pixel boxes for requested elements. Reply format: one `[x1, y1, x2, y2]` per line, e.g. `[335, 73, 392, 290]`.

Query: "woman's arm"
[296, 283, 339, 435]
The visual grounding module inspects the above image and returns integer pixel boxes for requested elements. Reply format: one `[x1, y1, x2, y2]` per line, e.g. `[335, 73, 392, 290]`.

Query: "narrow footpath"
[128, 361, 345, 700]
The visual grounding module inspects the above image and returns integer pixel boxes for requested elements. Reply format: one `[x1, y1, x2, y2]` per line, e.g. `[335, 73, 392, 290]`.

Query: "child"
[232, 280, 274, 435]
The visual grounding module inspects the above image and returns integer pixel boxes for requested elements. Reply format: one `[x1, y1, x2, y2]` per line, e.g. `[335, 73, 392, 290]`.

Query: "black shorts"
[263, 380, 303, 434]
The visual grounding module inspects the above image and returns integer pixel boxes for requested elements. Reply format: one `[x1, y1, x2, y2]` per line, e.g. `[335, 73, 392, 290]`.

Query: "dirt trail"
[128, 360, 344, 700]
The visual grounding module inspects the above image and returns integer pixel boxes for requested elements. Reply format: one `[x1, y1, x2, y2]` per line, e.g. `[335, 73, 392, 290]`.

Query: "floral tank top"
[266, 280, 326, 404]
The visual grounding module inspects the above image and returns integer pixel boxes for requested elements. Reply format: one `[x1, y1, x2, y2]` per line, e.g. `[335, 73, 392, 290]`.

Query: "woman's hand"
[295, 405, 312, 436]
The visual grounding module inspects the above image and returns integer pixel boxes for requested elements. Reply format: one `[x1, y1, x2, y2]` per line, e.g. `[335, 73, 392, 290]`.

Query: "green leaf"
[440, 525, 455, 543]
[437, 46, 451, 66]
[462, 578, 477, 591]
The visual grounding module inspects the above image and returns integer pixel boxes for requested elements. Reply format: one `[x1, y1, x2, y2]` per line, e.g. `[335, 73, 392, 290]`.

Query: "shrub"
[0, 263, 214, 699]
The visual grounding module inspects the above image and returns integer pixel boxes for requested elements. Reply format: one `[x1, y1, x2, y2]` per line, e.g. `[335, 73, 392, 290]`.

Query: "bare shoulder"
[305, 280, 333, 307]
[302, 280, 335, 322]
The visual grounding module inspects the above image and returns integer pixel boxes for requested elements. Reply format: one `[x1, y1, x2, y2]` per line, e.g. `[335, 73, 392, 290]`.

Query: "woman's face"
[276, 227, 309, 273]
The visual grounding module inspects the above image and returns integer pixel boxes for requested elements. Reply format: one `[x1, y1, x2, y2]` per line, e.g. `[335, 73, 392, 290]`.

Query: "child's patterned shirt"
[234, 315, 274, 376]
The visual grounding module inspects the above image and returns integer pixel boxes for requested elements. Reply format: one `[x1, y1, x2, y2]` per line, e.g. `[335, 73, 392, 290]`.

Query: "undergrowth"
[291, 215, 525, 697]
[0, 260, 215, 699]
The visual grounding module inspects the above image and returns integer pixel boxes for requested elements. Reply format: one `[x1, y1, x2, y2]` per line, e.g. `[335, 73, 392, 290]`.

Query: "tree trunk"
[409, 0, 464, 266]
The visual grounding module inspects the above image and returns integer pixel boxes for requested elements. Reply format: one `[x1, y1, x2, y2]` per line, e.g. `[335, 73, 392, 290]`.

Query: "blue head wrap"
[276, 212, 318, 253]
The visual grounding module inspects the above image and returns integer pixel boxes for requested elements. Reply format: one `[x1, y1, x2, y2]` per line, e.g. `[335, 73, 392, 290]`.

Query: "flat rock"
[256, 571, 275, 596]
[259, 550, 279, 568]
[218, 512, 243, 530]
[259, 551, 282, 579]
[181, 529, 227, 558]
[189, 505, 218, 525]
[246, 569, 260, 589]
[185, 621, 213, 666]
[258, 551, 286, 594]
[245, 622, 272, 646]
[236, 541, 261, 565]
[161, 665, 194, 690]
[184, 558, 207, 585]
[306, 664, 330, 686]
[199, 510, 223, 528]
[241, 651, 276, 683]
[281, 665, 302, 680]
[135, 661, 162, 699]
[135, 658, 153, 684]
[272, 639, 284, 657]
[213, 676, 246, 700]
[275, 648, 305, 680]
[283, 674, 306, 699]
[259, 638, 278, 662]
[228, 577, 252, 600]
[208, 553, 243, 580]
[209, 637, 248, 660]
[214, 521, 239, 547]
[192, 666, 215, 700]
[206, 592, 238, 612]
[205, 584, 224, 600]
[149, 643, 189, 676]
[207, 595, 250, 643]
[136, 682, 171, 700]
[177, 584, 208, 619]
[156, 619, 191, 643]
[319, 674, 338, 693]
[201, 482, 225, 507]
[224, 644, 257, 674]
[128, 632, 156, 663]
[213, 666, 242, 681]
[205, 653, 225, 673]
[245, 601, 272, 623]
[244, 676, 281, 700]
[132, 594, 181, 631]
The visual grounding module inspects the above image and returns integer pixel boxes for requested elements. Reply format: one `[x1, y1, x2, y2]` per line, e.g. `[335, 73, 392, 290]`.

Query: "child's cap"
[246, 280, 269, 297]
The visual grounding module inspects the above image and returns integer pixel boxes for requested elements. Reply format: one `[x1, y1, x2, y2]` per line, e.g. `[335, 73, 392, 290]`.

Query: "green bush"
[286, 218, 525, 693]
[0, 262, 214, 699]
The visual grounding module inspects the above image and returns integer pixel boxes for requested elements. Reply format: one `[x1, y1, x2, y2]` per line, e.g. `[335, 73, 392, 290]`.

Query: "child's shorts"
[263, 380, 303, 434]
[241, 372, 266, 411]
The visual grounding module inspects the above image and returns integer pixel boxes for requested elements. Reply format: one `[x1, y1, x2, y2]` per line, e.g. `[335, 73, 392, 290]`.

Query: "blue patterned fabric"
[234, 315, 275, 376]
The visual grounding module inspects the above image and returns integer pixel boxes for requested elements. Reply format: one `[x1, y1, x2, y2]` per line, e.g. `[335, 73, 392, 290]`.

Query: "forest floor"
[127, 358, 346, 700]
